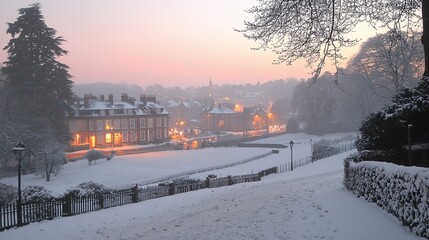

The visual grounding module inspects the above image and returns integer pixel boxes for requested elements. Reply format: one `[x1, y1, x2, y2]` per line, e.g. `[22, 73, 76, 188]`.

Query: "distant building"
[201, 104, 269, 133]
[165, 99, 205, 129]
[68, 93, 169, 149]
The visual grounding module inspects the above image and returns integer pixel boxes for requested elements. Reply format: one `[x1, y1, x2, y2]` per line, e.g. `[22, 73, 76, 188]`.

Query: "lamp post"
[266, 116, 269, 135]
[408, 124, 412, 166]
[266, 113, 271, 135]
[289, 140, 294, 171]
[12, 142, 26, 227]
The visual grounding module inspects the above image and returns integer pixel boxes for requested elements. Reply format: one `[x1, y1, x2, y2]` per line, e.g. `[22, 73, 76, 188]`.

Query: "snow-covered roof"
[113, 102, 138, 109]
[145, 102, 169, 114]
[167, 100, 180, 107]
[75, 99, 168, 116]
[82, 101, 111, 110]
[206, 105, 235, 114]
[166, 100, 191, 108]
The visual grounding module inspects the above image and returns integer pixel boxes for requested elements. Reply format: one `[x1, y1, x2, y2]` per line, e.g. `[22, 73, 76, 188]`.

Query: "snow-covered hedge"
[344, 158, 429, 238]
[22, 185, 55, 203]
[62, 181, 112, 198]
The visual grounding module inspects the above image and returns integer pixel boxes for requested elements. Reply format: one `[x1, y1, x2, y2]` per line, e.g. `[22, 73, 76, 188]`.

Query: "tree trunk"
[422, 0, 429, 78]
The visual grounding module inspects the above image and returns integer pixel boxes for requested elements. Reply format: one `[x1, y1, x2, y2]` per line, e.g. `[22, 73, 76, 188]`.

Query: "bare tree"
[348, 31, 423, 98]
[238, 0, 425, 79]
[33, 138, 65, 182]
[292, 74, 337, 134]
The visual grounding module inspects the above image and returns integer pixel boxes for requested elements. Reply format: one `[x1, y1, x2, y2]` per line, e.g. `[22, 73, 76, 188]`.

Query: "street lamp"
[289, 140, 294, 171]
[12, 142, 26, 227]
[408, 124, 412, 166]
[266, 113, 272, 135]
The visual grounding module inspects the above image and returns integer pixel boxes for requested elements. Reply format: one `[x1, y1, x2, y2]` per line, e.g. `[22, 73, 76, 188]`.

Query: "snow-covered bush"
[0, 183, 17, 205]
[62, 181, 112, 198]
[85, 149, 105, 165]
[286, 118, 299, 133]
[173, 178, 201, 185]
[106, 151, 115, 161]
[344, 158, 429, 238]
[312, 139, 337, 161]
[22, 185, 55, 203]
[356, 78, 429, 166]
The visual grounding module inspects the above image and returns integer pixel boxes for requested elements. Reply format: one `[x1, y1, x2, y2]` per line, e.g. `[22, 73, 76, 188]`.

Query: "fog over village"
[1, 1, 429, 240]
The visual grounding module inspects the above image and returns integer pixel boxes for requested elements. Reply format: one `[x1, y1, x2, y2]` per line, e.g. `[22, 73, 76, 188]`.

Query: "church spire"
[208, 78, 213, 98]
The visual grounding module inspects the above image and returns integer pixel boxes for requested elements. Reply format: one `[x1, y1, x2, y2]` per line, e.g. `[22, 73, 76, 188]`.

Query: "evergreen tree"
[356, 78, 429, 166]
[286, 118, 299, 133]
[2, 3, 74, 144]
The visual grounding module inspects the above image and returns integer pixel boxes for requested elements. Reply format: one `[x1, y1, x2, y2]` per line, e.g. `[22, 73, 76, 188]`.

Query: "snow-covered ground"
[1, 132, 422, 239]
[0, 132, 354, 194]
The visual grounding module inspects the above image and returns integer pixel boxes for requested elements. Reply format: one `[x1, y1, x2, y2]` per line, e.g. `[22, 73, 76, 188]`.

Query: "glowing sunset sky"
[0, 1, 368, 88]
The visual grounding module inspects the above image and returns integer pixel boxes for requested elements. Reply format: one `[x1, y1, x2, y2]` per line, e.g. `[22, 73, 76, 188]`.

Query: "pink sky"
[0, 1, 365, 88]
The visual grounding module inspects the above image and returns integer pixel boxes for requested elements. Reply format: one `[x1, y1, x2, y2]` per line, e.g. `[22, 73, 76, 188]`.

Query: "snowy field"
[1, 132, 422, 239]
[0, 132, 354, 194]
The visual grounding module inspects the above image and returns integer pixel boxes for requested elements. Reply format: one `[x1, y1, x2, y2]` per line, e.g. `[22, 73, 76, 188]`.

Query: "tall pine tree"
[2, 3, 74, 144]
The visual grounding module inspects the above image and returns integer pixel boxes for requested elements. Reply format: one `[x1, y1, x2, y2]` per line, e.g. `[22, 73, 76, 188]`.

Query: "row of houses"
[68, 94, 169, 149]
[68, 94, 271, 150]
[201, 104, 270, 133]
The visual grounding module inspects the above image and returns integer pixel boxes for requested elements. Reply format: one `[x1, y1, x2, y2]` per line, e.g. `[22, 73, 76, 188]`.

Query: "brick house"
[201, 104, 269, 133]
[68, 94, 169, 149]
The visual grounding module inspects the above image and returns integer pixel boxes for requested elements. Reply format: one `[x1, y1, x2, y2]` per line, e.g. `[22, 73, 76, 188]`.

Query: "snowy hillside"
[1, 132, 422, 239]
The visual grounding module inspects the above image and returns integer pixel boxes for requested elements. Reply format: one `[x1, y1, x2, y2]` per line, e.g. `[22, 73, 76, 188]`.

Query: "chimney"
[83, 94, 89, 108]
[121, 93, 129, 103]
[108, 93, 114, 105]
[140, 94, 147, 105]
[147, 95, 156, 103]
[128, 96, 136, 105]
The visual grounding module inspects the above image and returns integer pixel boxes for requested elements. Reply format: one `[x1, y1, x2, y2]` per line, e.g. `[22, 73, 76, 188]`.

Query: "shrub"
[85, 149, 105, 165]
[312, 139, 336, 161]
[286, 118, 299, 133]
[106, 151, 115, 160]
[356, 78, 429, 166]
[0, 183, 17, 205]
[63, 181, 112, 198]
[344, 159, 429, 238]
[22, 185, 55, 203]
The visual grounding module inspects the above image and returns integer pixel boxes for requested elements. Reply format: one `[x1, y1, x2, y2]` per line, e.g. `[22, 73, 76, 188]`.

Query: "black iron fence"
[1, 167, 278, 231]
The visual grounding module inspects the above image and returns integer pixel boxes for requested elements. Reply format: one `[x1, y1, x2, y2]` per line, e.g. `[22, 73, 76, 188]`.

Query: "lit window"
[105, 133, 112, 143]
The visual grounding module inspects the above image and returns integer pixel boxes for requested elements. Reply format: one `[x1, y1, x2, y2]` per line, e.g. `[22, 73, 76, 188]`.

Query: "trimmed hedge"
[344, 158, 429, 238]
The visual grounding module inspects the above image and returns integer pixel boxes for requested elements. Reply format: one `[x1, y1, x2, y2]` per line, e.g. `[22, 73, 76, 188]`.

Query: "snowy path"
[2, 151, 421, 240]
[96, 170, 417, 240]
